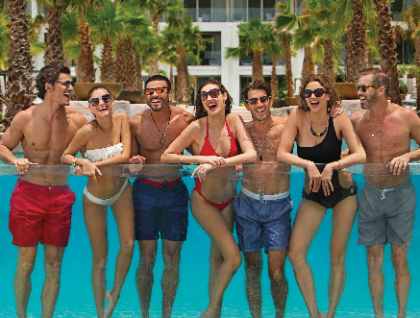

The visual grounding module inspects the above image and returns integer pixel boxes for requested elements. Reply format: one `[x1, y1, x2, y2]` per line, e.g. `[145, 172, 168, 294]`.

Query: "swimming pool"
[1, 163, 420, 317]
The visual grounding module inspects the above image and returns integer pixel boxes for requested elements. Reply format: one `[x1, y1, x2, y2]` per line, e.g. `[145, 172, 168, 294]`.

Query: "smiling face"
[49, 73, 73, 106]
[200, 83, 226, 115]
[245, 89, 272, 121]
[358, 74, 380, 110]
[304, 81, 330, 113]
[88, 88, 114, 118]
[145, 80, 171, 112]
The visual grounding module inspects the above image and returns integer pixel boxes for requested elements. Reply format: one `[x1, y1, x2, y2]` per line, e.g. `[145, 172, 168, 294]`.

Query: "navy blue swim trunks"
[232, 187, 292, 253]
[133, 178, 189, 241]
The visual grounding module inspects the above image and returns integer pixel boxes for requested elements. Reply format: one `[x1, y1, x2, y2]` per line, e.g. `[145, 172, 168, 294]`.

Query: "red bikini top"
[200, 119, 239, 158]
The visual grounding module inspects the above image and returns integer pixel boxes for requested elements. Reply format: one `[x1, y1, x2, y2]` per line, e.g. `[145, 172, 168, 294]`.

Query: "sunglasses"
[200, 89, 221, 101]
[245, 96, 271, 105]
[56, 80, 74, 88]
[88, 94, 113, 106]
[356, 85, 380, 92]
[145, 87, 168, 95]
[303, 88, 326, 98]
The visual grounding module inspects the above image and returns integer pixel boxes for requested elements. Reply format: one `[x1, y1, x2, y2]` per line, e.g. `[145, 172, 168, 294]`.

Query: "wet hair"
[242, 80, 272, 102]
[144, 75, 171, 90]
[359, 68, 389, 94]
[194, 79, 233, 120]
[299, 74, 340, 112]
[87, 85, 112, 100]
[35, 65, 71, 99]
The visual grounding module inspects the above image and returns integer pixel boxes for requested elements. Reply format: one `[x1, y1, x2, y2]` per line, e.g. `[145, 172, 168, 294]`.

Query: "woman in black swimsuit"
[277, 75, 365, 318]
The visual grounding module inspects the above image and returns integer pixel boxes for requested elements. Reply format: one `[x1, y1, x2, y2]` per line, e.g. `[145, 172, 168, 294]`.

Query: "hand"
[330, 102, 343, 118]
[72, 165, 83, 176]
[129, 155, 146, 164]
[387, 155, 409, 176]
[307, 162, 322, 193]
[198, 156, 227, 167]
[192, 163, 216, 182]
[320, 163, 335, 196]
[81, 162, 102, 183]
[13, 158, 30, 174]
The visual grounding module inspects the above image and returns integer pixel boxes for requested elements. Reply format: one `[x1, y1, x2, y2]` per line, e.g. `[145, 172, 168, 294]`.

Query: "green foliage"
[399, 78, 407, 94]
[0, 11, 9, 69]
[399, 64, 420, 76]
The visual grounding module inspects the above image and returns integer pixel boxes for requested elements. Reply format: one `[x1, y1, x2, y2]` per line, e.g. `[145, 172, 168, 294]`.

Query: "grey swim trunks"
[358, 180, 416, 247]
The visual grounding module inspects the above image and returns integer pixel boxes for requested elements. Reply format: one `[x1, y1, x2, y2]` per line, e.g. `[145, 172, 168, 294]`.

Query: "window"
[199, 33, 222, 66]
[184, 0, 197, 22]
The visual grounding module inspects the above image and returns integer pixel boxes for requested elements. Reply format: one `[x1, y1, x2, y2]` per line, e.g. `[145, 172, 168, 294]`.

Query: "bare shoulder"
[350, 109, 365, 125]
[129, 110, 145, 127]
[272, 115, 288, 126]
[65, 107, 87, 128]
[11, 107, 33, 126]
[394, 104, 419, 123]
[226, 112, 244, 125]
[171, 106, 194, 125]
[114, 111, 129, 124]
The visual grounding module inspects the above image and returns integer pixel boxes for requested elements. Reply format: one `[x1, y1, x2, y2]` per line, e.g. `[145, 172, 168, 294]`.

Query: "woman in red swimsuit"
[161, 79, 256, 317]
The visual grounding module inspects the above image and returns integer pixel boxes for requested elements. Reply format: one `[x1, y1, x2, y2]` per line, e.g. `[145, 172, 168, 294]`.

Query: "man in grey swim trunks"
[129, 75, 194, 318]
[351, 68, 420, 318]
[0, 65, 86, 318]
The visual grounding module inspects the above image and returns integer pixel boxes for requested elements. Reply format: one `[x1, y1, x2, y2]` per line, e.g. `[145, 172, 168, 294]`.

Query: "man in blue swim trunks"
[129, 75, 194, 318]
[351, 68, 420, 318]
[233, 81, 292, 317]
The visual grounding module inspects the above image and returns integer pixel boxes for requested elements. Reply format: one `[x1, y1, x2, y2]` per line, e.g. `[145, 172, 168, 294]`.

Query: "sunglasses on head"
[145, 87, 168, 95]
[245, 96, 271, 105]
[356, 85, 380, 92]
[88, 94, 113, 106]
[199, 88, 221, 101]
[303, 88, 326, 98]
[56, 80, 74, 88]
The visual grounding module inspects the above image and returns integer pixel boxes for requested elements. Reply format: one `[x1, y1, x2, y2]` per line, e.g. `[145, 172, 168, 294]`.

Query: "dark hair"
[87, 85, 112, 100]
[359, 68, 389, 94]
[144, 75, 171, 90]
[35, 65, 71, 99]
[299, 74, 340, 112]
[194, 79, 233, 120]
[242, 80, 272, 101]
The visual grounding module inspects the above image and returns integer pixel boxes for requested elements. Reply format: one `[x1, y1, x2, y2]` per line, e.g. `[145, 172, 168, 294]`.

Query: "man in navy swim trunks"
[351, 68, 420, 318]
[129, 75, 194, 318]
[0, 65, 86, 318]
[233, 80, 292, 317]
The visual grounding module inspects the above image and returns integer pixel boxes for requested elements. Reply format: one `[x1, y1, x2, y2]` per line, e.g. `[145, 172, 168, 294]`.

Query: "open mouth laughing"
[208, 102, 217, 111]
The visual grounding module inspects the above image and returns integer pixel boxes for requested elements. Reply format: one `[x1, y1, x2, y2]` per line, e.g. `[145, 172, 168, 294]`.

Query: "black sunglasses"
[245, 96, 271, 105]
[89, 94, 113, 107]
[356, 85, 380, 92]
[56, 80, 75, 88]
[200, 89, 221, 101]
[303, 88, 326, 98]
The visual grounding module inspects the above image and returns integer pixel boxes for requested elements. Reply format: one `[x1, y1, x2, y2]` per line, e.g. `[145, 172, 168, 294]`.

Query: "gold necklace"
[150, 108, 171, 144]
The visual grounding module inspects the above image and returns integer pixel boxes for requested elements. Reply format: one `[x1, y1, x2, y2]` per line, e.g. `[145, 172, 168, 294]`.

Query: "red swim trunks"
[9, 178, 76, 247]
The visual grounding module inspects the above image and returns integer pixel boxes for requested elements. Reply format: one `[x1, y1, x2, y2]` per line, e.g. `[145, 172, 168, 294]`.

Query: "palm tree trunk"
[0, 0, 35, 131]
[170, 65, 174, 102]
[76, 56, 83, 83]
[374, 0, 401, 104]
[271, 58, 278, 101]
[252, 51, 264, 81]
[416, 37, 420, 111]
[44, 6, 65, 67]
[124, 37, 137, 91]
[176, 47, 191, 105]
[366, 51, 374, 68]
[150, 14, 159, 76]
[346, 0, 366, 83]
[301, 47, 315, 83]
[80, 22, 96, 83]
[100, 39, 114, 83]
[285, 34, 293, 98]
[322, 38, 335, 83]
[114, 40, 126, 88]
[134, 54, 143, 91]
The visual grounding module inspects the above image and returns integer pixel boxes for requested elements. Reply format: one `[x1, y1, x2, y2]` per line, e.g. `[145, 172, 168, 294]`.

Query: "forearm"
[401, 148, 420, 162]
[161, 153, 199, 164]
[0, 145, 19, 164]
[278, 152, 312, 170]
[333, 151, 365, 170]
[93, 153, 131, 167]
[223, 152, 257, 167]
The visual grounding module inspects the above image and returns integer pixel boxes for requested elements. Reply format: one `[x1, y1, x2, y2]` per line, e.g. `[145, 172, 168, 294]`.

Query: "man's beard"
[147, 97, 169, 111]
[360, 90, 379, 110]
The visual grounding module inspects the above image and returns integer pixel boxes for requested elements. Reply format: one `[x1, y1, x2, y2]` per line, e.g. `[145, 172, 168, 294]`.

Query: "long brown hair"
[194, 79, 233, 120]
[299, 74, 340, 112]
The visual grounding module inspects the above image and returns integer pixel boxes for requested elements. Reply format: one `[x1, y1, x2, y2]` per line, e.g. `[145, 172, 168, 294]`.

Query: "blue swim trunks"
[232, 187, 293, 253]
[133, 178, 189, 241]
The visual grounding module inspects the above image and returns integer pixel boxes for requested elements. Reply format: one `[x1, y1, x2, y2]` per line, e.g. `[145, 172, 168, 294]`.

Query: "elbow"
[60, 154, 68, 164]
[160, 153, 170, 164]
[249, 150, 258, 163]
[277, 152, 284, 163]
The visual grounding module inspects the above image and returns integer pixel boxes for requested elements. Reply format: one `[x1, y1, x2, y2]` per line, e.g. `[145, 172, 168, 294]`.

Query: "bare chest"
[249, 128, 281, 162]
[138, 121, 184, 153]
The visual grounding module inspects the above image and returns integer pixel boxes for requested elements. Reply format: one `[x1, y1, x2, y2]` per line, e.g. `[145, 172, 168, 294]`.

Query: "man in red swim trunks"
[0, 65, 86, 318]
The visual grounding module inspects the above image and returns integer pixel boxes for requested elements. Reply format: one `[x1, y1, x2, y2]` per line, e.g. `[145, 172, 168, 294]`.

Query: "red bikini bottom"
[193, 178, 235, 212]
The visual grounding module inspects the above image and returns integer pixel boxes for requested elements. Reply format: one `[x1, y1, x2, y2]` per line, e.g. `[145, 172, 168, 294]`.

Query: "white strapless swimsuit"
[83, 143, 128, 206]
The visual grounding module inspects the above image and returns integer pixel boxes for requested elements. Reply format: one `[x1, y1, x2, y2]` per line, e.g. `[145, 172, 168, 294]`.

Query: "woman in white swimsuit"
[61, 86, 134, 318]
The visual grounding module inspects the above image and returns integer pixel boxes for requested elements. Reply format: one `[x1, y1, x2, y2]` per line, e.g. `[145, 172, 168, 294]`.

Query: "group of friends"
[1, 64, 420, 318]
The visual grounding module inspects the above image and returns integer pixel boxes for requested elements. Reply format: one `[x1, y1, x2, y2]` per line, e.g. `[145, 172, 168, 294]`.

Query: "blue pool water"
[1, 169, 420, 317]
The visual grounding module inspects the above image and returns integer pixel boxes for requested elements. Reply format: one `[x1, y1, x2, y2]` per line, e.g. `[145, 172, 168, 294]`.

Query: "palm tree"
[137, 0, 184, 76]
[398, 2, 420, 110]
[0, 0, 35, 131]
[159, 33, 178, 102]
[0, 12, 9, 72]
[226, 19, 282, 82]
[374, 0, 401, 104]
[36, 0, 67, 66]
